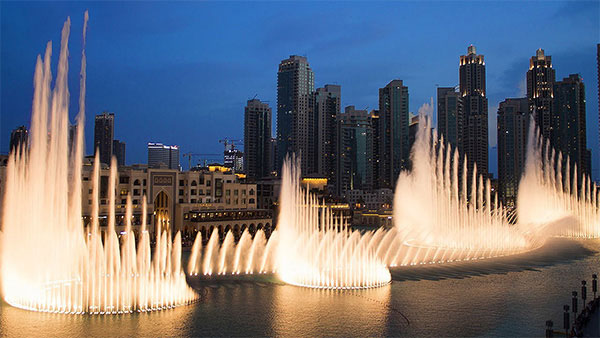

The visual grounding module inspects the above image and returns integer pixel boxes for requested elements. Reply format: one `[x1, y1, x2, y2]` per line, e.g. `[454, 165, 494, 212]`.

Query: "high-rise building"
[337, 106, 373, 194]
[276, 55, 315, 174]
[9, 125, 28, 153]
[437, 86, 463, 150]
[148, 142, 179, 170]
[370, 109, 381, 189]
[112, 140, 126, 166]
[224, 147, 243, 173]
[459, 45, 489, 178]
[94, 112, 114, 165]
[497, 98, 530, 208]
[553, 74, 591, 177]
[314, 84, 341, 187]
[378, 80, 409, 189]
[527, 49, 555, 141]
[244, 99, 272, 180]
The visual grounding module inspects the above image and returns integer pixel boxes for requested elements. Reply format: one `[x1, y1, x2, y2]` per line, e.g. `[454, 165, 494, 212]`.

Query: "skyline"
[1, 1, 599, 179]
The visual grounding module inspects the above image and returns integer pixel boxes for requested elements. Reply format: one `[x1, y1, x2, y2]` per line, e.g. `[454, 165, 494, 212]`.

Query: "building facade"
[437, 86, 463, 150]
[553, 74, 591, 178]
[497, 98, 530, 208]
[337, 106, 373, 194]
[94, 112, 114, 165]
[113, 139, 126, 166]
[314, 84, 341, 188]
[459, 45, 489, 179]
[378, 80, 409, 189]
[148, 142, 180, 170]
[276, 55, 315, 174]
[527, 49, 555, 142]
[9, 126, 28, 154]
[244, 99, 272, 180]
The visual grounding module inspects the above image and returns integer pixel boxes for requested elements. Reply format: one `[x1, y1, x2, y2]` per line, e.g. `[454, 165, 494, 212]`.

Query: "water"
[0, 13, 195, 314]
[1, 239, 598, 337]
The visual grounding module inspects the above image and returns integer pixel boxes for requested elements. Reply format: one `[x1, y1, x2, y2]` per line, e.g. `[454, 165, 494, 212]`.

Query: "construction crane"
[219, 138, 243, 152]
[182, 153, 222, 170]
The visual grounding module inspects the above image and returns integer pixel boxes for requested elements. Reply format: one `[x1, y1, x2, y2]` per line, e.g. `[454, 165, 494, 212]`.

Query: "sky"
[1, 1, 599, 179]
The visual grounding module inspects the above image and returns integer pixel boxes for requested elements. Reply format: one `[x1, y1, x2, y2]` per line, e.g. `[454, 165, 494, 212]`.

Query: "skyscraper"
[9, 125, 28, 153]
[378, 80, 409, 189]
[112, 140, 126, 166]
[244, 99, 272, 180]
[94, 112, 114, 165]
[437, 86, 463, 150]
[527, 49, 555, 141]
[459, 45, 489, 178]
[276, 55, 315, 174]
[148, 143, 179, 170]
[553, 74, 591, 177]
[314, 84, 341, 186]
[497, 98, 530, 208]
[337, 106, 373, 194]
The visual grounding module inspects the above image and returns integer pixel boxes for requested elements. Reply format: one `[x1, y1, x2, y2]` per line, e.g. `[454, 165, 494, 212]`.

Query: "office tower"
[269, 138, 277, 176]
[9, 126, 28, 153]
[497, 98, 530, 208]
[437, 86, 463, 150]
[314, 84, 341, 186]
[224, 147, 243, 173]
[408, 115, 419, 154]
[378, 80, 409, 189]
[459, 45, 489, 178]
[553, 74, 591, 177]
[370, 109, 381, 189]
[112, 140, 126, 166]
[94, 112, 114, 165]
[244, 99, 272, 180]
[527, 48, 556, 141]
[337, 106, 373, 194]
[276, 55, 315, 174]
[148, 142, 180, 170]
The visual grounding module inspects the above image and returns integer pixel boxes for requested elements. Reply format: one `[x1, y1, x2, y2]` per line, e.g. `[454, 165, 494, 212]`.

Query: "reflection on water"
[1, 240, 599, 337]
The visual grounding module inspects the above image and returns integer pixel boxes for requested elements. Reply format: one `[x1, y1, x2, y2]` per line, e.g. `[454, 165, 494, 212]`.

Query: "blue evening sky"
[1, 1, 599, 178]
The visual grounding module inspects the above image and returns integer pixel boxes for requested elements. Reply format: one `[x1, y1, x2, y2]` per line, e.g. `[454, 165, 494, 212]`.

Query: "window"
[179, 189, 184, 196]
[226, 199, 231, 204]
[249, 198, 255, 204]
[119, 176, 129, 184]
[206, 189, 211, 195]
[226, 190, 230, 196]
[191, 199, 197, 203]
[249, 189, 255, 196]
[179, 179, 184, 186]
[242, 190, 246, 195]
[199, 176, 205, 185]
[133, 199, 139, 205]
[179, 198, 184, 203]
[134, 189, 140, 196]
[120, 189, 128, 196]
[206, 180, 211, 187]
[191, 189, 197, 195]
[121, 199, 127, 204]
[191, 180, 197, 186]
[143, 179, 147, 186]
[134, 179, 141, 186]
[234, 190, 239, 196]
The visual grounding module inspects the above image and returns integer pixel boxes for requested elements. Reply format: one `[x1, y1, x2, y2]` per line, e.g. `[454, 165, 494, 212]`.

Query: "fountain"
[388, 113, 539, 266]
[518, 119, 600, 237]
[187, 157, 391, 289]
[0, 13, 196, 314]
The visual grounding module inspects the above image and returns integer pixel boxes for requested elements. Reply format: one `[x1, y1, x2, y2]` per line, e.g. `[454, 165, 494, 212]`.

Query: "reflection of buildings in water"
[272, 285, 391, 336]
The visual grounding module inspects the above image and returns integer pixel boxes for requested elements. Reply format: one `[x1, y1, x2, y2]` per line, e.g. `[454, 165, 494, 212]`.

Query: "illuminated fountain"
[385, 110, 539, 266]
[518, 120, 600, 237]
[188, 158, 391, 289]
[0, 14, 196, 314]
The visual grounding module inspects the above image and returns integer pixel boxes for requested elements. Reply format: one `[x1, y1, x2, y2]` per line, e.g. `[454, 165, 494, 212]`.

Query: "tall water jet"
[0, 13, 196, 314]
[276, 157, 391, 289]
[518, 118, 600, 237]
[392, 113, 536, 265]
